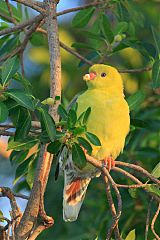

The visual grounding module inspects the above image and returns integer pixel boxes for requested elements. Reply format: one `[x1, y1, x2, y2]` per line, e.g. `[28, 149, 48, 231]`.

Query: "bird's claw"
[102, 157, 115, 172]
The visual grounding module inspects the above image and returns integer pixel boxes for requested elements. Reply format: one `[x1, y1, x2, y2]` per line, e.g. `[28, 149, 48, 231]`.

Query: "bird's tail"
[63, 171, 91, 222]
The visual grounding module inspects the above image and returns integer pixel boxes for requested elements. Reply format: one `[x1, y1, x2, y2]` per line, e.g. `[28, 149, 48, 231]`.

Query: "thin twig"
[116, 183, 158, 189]
[145, 198, 153, 240]
[57, 1, 105, 17]
[113, 167, 160, 203]
[0, 11, 15, 23]
[119, 66, 152, 73]
[151, 203, 160, 240]
[104, 170, 122, 240]
[0, 14, 43, 36]
[103, 176, 121, 240]
[11, 0, 45, 13]
[5, 0, 17, 24]
[115, 162, 160, 186]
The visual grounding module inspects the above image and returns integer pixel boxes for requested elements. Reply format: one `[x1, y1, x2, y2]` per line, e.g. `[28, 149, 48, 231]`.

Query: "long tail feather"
[63, 171, 91, 222]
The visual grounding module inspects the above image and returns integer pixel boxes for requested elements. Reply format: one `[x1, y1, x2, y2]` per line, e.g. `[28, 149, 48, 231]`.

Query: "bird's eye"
[101, 72, 106, 77]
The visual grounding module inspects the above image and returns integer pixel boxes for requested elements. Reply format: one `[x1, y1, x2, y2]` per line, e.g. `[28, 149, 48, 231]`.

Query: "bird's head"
[83, 64, 124, 95]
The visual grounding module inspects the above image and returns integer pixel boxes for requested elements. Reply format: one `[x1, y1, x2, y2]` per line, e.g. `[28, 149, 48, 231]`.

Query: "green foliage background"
[0, 0, 160, 239]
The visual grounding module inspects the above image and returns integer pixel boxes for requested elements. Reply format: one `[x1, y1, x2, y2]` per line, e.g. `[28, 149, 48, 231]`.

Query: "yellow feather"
[77, 64, 130, 162]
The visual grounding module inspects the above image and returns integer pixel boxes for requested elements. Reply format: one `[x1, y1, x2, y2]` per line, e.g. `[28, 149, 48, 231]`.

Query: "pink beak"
[83, 72, 97, 81]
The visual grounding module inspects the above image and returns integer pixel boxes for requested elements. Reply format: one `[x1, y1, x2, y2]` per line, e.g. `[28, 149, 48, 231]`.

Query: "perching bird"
[61, 64, 130, 222]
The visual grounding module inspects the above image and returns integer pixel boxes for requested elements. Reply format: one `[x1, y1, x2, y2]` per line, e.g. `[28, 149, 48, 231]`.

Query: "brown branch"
[0, 14, 43, 37]
[12, 0, 45, 13]
[0, 187, 22, 224]
[145, 198, 153, 240]
[116, 183, 158, 189]
[60, 41, 93, 66]
[0, 12, 15, 23]
[115, 161, 160, 186]
[104, 170, 122, 240]
[0, 17, 42, 63]
[14, 0, 61, 239]
[57, 1, 105, 17]
[151, 203, 160, 240]
[103, 176, 121, 240]
[5, 0, 17, 24]
[118, 66, 152, 73]
[113, 167, 160, 203]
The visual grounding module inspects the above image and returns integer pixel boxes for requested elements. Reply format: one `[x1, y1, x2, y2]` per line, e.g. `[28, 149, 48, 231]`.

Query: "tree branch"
[14, 0, 61, 238]
[57, 1, 106, 17]
[151, 203, 160, 240]
[103, 176, 121, 240]
[0, 14, 43, 37]
[11, 0, 45, 13]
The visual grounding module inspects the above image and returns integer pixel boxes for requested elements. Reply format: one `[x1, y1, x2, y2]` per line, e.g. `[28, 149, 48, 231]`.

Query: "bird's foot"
[103, 157, 115, 172]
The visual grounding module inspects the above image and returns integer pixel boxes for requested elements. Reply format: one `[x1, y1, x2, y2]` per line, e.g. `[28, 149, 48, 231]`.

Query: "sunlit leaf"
[151, 162, 160, 178]
[8, 138, 38, 151]
[125, 229, 136, 240]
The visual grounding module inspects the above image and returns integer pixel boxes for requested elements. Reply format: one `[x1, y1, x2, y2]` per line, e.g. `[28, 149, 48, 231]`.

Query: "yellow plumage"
[77, 64, 130, 161]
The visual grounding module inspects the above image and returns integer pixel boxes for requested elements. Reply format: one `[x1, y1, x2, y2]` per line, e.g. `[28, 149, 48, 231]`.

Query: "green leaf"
[0, 210, 4, 222]
[128, 188, 137, 199]
[85, 132, 101, 146]
[8, 138, 38, 151]
[114, 21, 128, 35]
[58, 104, 68, 120]
[72, 7, 95, 28]
[125, 229, 136, 240]
[151, 162, 160, 178]
[0, 102, 8, 123]
[4, 89, 34, 111]
[79, 51, 99, 67]
[83, 107, 91, 125]
[14, 156, 33, 185]
[77, 137, 92, 155]
[13, 72, 32, 91]
[15, 109, 31, 140]
[72, 42, 96, 50]
[151, 26, 160, 56]
[130, 119, 149, 129]
[127, 91, 145, 111]
[39, 108, 56, 142]
[146, 185, 160, 197]
[47, 141, 62, 154]
[81, 30, 104, 41]
[72, 143, 86, 169]
[2, 56, 19, 86]
[0, 35, 19, 57]
[10, 150, 29, 165]
[67, 109, 77, 128]
[100, 14, 114, 43]
[26, 155, 38, 189]
[152, 60, 160, 89]
[0, 2, 21, 22]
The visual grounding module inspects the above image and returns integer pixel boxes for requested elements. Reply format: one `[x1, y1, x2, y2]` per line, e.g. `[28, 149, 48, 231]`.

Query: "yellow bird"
[62, 64, 130, 221]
